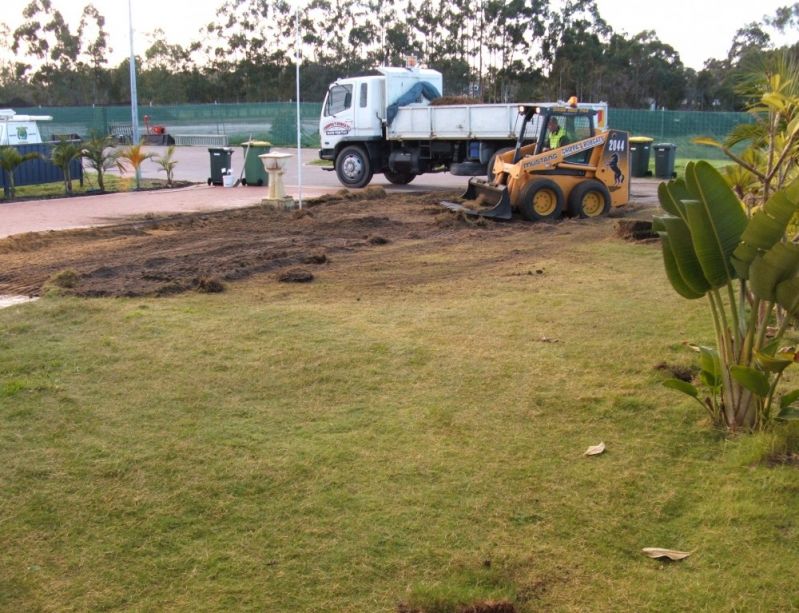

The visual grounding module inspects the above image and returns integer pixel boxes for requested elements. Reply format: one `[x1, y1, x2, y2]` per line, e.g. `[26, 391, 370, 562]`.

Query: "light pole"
[128, 0, 140, 187]
[294, 1, 303, 209]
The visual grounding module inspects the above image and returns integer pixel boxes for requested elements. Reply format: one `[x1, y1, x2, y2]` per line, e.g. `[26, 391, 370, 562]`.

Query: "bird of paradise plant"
[656, 162, 799, 431]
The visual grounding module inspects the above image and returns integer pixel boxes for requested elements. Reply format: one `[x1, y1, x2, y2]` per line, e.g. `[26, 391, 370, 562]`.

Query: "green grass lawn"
[1, 230, 798, 611]
[1, 174, 178, 202]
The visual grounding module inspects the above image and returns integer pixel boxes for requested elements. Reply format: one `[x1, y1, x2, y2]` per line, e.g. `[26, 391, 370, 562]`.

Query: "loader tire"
[383, 169, 416, 184]
[568, 180, 611, 218]
[519, 179, 564, 222]
[487, 147, 514, 183]
[336, 145, 373, 188]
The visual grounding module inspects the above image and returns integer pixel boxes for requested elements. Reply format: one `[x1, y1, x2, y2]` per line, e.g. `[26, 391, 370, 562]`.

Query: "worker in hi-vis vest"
[546, 117, 567, 150]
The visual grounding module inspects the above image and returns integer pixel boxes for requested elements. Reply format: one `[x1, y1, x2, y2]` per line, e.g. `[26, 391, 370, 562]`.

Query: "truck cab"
[319, 67, 444, 188]
[319, 67, 443, 158]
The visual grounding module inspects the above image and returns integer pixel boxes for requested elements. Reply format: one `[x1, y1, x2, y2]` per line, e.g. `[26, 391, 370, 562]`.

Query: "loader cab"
[513, 105, 597, 162]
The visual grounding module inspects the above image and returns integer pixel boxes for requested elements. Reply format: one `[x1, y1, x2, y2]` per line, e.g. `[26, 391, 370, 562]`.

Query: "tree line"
[1, 0, 798, 110]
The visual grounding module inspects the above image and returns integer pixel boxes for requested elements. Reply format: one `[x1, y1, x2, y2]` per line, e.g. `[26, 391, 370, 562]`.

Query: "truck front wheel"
[336, 145, 373, 188]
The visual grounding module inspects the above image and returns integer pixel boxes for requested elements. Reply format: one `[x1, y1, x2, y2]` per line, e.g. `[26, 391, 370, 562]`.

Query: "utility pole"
[295, 1, 303, 209]
[128, 0, 140, 188]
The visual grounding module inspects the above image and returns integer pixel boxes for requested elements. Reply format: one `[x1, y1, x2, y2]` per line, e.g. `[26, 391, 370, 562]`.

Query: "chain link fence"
[17, 103, 750, 159]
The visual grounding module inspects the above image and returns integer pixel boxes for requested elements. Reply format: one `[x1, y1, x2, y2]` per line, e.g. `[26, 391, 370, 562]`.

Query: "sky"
[1, 0, 796, 71]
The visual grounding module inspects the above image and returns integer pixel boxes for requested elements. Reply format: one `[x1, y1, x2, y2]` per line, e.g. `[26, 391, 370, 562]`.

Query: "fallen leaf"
[641, 548, 692, 561]
[584, 442, 606, 456]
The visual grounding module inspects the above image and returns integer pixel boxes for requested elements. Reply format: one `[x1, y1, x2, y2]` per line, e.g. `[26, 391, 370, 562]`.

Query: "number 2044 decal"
[608, 138, 626, 152]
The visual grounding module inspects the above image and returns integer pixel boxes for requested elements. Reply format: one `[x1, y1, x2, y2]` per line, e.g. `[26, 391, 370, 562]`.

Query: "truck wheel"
[518, 179, 564, 222]
[383, 169, 415, 184]
[487, 147, 513, 183]
[568, 180, 611, 218]
[336, 145, 373, 188]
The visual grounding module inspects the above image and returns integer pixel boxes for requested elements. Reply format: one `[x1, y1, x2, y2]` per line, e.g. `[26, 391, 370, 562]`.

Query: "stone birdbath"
[258, 151, 295, 209]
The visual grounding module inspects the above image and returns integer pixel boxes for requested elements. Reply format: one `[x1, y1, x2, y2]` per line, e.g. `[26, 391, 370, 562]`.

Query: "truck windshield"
[324, 85, 353, 116]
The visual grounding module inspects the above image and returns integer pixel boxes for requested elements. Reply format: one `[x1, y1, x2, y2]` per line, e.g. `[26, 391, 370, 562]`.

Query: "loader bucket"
[440, 178, 513, 220]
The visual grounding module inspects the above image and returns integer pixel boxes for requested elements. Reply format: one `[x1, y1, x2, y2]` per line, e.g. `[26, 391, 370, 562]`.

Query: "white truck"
[319, 66, 608, 188]
[0, 109, 53, 146]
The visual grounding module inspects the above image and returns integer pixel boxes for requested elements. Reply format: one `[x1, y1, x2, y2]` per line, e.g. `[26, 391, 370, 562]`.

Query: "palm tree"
[0, 146, 41, 200]
[81, 133, 123, 192]
[117, 141, 156, 190]
[153, 145, 178, 187]
[694, 50, 799, 202]
[51, 138, 84, 195]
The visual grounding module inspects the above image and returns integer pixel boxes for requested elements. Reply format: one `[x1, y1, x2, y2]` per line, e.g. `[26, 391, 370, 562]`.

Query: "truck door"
[352, 80, 382, 139]
[320, 83, 354, 151]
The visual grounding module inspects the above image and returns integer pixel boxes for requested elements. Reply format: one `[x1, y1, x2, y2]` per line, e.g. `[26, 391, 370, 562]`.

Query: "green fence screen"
[18, 103, 750, 159]
[18, 102, 324, 148]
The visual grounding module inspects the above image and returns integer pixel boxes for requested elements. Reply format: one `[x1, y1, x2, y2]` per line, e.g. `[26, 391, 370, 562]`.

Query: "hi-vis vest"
[549, 127, 566, 149]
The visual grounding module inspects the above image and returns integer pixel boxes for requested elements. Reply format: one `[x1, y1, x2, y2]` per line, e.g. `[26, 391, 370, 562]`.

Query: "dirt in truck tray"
[0, 188, 653, 299]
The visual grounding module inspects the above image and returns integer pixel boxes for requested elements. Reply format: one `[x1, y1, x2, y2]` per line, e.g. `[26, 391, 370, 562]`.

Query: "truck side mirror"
[344, 93, 352, 109]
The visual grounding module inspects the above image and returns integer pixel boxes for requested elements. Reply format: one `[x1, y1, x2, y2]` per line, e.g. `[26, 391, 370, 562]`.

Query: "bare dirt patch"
[0, 189, 649, 298]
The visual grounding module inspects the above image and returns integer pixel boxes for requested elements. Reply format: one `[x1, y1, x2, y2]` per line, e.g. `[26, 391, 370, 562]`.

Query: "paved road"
[0, 145, 660, 239]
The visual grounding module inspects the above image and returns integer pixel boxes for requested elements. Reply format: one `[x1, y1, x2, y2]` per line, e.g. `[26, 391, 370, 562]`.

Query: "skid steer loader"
[442, 104, 630, 221]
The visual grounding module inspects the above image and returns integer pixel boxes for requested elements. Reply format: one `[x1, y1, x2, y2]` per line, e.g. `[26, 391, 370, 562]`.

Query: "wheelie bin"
[241, 140, 272, 186]
[654, 143, 677, 179]
[629, 137, 654, 177]
[208, 147, 234, 186]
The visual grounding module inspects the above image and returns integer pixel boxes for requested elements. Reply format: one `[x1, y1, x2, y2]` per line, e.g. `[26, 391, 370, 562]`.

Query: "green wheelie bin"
[629, 136, 654, 177]
[241, 140, 272, 186]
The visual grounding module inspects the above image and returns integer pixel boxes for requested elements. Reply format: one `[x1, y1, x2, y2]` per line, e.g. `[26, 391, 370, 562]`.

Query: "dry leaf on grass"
[584, 442, 606, 456]
[641, 548, 692, 561]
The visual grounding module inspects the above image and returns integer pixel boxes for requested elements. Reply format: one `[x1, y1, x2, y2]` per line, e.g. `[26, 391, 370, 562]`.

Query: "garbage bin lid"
[629, 136, 654, 143]
[241, 140, 272, 147]
[208, 147, 235, 152]
[654, 143, 676, 148]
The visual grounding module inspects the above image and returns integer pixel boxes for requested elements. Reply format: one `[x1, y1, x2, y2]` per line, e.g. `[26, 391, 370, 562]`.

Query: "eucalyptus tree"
[77, 4, 110, 104]
[12, 1, 83, 104]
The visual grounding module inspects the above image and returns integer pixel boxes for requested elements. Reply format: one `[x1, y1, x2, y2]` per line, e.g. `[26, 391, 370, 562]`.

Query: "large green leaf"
[780, 389, 799, 409]
[776, 278, 799, 318]
[699, 344, 722, 387]
[663, 379, 699, 398]
[777, 406, 799, 421]
[657, 232, 705, 299]
[657, 179, 692, 219]
[699, 346, 721, 379]
[730, 365, 770, 398]
[683, 162, 747, 288]
[754, 350, 793, 373]
[732, 183, 799, 279]
[658, 216, 711, 296]
[749, 242, 799, 301]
